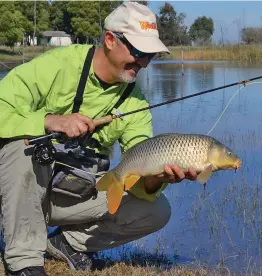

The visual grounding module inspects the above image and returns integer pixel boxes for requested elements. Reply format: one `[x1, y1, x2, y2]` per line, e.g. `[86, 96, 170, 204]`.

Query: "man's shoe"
[6, 266, 48, 276]
[47, 233, 105, 271]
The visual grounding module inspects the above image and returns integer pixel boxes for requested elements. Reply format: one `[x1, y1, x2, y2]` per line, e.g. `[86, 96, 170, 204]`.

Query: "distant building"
[39, 31, 72, 46]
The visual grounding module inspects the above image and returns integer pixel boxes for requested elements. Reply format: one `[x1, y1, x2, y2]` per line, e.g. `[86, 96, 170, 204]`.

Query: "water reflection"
[0, 70, 7, 80]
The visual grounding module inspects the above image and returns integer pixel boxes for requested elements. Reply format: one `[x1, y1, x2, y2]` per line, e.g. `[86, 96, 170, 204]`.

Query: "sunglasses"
[113, 32, 156, 60]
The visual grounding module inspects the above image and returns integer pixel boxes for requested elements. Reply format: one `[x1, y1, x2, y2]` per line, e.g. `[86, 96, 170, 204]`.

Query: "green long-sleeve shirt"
[0, 44, 167, 200]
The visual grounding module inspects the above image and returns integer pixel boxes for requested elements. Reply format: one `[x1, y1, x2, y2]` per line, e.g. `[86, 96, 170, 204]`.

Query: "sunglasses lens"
[114, 33, 156, 60]
[131, 48, 143, 58]
[131, 48, 155, 59]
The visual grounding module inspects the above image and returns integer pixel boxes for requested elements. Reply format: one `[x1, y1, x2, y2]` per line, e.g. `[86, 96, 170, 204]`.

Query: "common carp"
[96, 133, 241, 214]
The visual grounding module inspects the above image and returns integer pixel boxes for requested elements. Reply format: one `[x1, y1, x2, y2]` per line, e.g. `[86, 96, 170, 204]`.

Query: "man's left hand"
[144, 164, 198, 194]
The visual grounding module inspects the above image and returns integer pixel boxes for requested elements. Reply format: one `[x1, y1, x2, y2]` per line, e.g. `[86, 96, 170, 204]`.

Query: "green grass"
[0, 45, 55, 64]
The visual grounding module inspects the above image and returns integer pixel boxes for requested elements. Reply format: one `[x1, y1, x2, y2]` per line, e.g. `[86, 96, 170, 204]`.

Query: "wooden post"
[180, 47, 184, 76]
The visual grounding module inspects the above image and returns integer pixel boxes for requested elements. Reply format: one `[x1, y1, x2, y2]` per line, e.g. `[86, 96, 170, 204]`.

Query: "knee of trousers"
[147, 194, 171, 232]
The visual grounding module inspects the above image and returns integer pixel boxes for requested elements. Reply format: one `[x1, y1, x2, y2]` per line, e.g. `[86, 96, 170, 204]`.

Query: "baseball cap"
[104, 2, 170, 54]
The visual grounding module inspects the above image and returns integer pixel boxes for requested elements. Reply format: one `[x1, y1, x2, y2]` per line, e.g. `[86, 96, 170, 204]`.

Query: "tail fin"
[96, 171, 141, 214]
[96, 171, 124, 214]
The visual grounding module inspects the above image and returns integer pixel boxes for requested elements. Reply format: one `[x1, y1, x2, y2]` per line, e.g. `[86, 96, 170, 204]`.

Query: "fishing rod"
[25, 75, 262, 147]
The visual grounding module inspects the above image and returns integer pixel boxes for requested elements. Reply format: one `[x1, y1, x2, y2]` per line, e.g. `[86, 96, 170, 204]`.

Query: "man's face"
[107, 32, 156, 83]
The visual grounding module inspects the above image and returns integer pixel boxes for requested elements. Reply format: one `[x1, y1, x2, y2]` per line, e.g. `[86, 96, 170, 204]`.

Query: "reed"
[2, 44, 262, 64]
[169, 44, 262, 63]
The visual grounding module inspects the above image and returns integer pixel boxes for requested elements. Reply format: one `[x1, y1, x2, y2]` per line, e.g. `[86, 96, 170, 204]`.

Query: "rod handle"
[94, 115, 113, 127]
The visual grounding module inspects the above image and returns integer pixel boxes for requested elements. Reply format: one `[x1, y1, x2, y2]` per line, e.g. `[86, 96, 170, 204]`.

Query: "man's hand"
[144, 164, 197, 194]
[45, 113, 95, 138]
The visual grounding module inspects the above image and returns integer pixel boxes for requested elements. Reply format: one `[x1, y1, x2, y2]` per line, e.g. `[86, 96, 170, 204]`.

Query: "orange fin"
[96, 170, 125, 214]
[107, 181, 124, 214]
[96, 171, 116, 191]
[125, 174, 141, 190]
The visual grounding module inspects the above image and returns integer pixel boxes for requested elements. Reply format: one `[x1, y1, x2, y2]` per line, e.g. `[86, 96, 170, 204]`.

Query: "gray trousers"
[0, 140, 171, 271]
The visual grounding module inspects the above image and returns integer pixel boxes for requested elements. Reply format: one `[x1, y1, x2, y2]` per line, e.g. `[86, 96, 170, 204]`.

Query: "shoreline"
[1, 44, 262, 70]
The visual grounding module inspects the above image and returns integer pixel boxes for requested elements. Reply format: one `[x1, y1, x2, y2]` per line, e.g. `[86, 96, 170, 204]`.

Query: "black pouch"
[51, 143, 109, 200]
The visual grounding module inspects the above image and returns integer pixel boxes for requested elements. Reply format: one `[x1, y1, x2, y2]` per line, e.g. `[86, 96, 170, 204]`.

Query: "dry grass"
[168, 44, 262, 63]
[0, 259, 246, 276]
[2, 44, 262, 65]
[44, 260, 233, 276]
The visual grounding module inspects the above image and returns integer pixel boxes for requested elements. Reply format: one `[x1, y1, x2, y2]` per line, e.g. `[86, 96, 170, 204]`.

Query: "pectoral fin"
[197, 165, 213, 185]
[125, 174, 141, 190]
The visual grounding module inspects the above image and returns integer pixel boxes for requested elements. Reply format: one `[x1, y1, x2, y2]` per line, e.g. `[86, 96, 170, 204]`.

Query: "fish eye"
[228, 151, 232, 155]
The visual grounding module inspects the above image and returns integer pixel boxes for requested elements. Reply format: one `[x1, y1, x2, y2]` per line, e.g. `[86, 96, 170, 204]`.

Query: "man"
[0, 2, 197, 275]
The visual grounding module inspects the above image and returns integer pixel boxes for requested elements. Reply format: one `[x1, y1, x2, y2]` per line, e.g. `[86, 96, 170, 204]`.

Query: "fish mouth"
[235, 159, 242, 170]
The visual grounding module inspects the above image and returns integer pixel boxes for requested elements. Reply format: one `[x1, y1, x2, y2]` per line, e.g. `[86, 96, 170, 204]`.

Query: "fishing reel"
[25, 132, 99, 165]
[32, 141, 57, 165]
[24, 133, 61, 165]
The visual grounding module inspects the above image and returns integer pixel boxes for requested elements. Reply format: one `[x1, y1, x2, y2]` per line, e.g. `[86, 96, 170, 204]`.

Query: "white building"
[39, 31, 72, 46]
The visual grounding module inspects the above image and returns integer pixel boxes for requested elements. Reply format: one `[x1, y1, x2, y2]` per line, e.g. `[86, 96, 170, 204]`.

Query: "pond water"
[110, 60, 262, 273]
[1, 60, 262, 273]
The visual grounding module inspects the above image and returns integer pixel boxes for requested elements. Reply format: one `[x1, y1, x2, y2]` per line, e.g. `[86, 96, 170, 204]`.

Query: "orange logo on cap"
[139, 21, 157, 30]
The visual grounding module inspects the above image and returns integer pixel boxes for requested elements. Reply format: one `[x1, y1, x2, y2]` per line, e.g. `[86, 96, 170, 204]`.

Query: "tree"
[157, 2, 190, 46]
[14, 1, 50, 45]
[136, 1, 148, 5]
[241, 27, 262, 44]
[49, 1, 71, 34]
[66, 2, 99, 44]
[0, 2, 27, 47]
[67, 1, 122, 44]
[189, 16, 214, 45]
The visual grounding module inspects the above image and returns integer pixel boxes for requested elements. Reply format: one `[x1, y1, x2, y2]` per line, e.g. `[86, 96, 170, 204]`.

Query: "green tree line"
[0, 1, 214, 47]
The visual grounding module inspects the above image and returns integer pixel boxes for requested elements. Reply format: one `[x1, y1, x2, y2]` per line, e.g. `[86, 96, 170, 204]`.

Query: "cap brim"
[124, 34, 170, 54]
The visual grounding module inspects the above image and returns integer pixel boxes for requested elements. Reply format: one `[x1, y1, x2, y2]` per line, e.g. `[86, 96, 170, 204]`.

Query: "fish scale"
[118, 134, 213, 175]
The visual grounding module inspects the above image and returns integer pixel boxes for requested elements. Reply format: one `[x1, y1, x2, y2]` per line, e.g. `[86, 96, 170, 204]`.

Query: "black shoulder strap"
[72, 44, 135, 115]
[112, 82, 135, 112]
[72, 45, 95, 113]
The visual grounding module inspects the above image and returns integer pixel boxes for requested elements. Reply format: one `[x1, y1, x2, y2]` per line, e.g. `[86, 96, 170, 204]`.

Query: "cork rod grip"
[93, 115, 113, 127]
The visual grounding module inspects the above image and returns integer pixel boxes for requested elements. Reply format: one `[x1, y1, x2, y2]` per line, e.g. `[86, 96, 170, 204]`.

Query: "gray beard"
[119, 70, 136, 83]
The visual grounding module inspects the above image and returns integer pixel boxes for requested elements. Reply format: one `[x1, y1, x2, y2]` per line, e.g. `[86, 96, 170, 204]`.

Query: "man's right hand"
[44, 113, 95, 138]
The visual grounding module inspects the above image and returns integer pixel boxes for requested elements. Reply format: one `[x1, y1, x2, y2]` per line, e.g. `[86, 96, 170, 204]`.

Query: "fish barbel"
[96, 133, 241, 214]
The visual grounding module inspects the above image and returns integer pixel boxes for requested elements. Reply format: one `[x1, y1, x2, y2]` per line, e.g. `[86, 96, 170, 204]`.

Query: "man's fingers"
[164, 164, 175, 176]
[76, 121, 89, 136]
[185, 167, 198, 180]
[65, 125, 80, 138]
[164, 164, 185, 183]
[153, 165, 197, 185]
[170, 164, 185, 180]
[77, 114, 95, 133]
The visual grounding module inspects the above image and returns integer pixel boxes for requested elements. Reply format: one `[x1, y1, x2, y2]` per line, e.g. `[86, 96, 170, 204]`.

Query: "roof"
[42, 31, 71, 37]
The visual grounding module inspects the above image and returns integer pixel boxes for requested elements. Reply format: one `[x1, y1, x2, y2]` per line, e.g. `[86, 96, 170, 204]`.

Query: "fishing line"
[207, 81, 262, 135]
[55, 161, 106, 177]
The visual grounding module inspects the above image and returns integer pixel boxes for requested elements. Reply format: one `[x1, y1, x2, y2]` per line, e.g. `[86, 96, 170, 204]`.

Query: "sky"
[148, 1, 262, 43]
